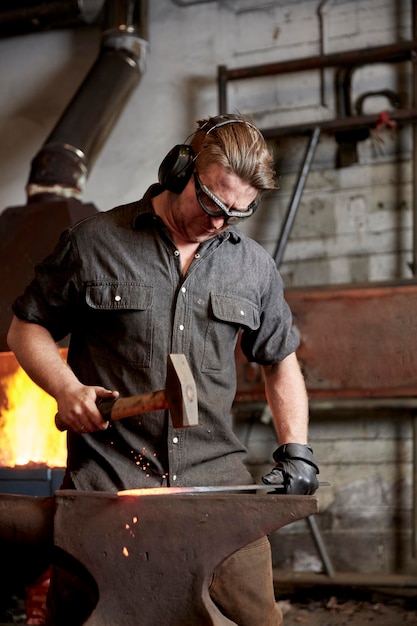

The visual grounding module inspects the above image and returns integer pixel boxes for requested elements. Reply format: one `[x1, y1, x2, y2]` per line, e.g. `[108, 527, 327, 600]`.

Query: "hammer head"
[166, 354, 199, 428]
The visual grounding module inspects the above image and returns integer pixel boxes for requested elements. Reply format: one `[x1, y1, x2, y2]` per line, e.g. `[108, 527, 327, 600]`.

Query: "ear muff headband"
[158, 115, 262, 194]
[200, 114, 263, 137]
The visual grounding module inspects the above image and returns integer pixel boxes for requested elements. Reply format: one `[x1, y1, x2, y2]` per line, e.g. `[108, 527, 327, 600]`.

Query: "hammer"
[55, 354, 198, 431]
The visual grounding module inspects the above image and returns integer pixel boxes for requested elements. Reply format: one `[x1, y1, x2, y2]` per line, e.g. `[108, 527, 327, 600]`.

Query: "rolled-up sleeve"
[12, 230, 80, 342]
[239, 256, 300, 365]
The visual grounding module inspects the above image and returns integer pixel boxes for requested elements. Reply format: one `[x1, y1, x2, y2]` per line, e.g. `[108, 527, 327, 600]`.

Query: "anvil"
[0, 488, 318, 625]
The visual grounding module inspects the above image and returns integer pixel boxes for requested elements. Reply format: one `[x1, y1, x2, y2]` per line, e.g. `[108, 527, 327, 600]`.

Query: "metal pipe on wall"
[260, 108, 417, 140]
[26, 0, 149, 203]
[273, 127, 320, 268]
[220, 40, 417, 84]
[218, 40, 417, 113]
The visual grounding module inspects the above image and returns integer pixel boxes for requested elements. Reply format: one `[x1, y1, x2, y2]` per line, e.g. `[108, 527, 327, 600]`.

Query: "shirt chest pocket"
[210, 293, 260, 330]
[85, 282, 154, 368]
[86, 283, 153, 310]
[202, 293, 260, 372]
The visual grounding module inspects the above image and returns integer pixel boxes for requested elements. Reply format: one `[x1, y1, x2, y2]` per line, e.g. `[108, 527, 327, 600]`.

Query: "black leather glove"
[262, 443, 319, 494]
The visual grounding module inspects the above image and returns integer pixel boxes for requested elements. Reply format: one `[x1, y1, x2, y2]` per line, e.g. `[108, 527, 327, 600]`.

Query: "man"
[8, 114, 319, 626]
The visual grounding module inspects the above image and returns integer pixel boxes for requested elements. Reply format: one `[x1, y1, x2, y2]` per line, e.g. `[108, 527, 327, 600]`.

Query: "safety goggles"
[193, 171, 259, 222]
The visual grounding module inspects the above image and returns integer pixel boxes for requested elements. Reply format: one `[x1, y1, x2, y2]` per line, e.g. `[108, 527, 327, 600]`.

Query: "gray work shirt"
[13, 184, 299, 491]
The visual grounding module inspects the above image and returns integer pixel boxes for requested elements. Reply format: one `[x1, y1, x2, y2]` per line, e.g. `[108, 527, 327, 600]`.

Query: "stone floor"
[2, 582, 417, 624]
[278, 590, 417, 626]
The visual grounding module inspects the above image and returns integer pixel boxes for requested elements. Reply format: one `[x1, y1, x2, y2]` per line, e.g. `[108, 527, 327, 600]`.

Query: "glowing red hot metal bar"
[118, 483, 330, 496]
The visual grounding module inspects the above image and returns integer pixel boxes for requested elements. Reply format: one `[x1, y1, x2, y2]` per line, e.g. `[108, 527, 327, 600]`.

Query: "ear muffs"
[158, 144, 195, 194]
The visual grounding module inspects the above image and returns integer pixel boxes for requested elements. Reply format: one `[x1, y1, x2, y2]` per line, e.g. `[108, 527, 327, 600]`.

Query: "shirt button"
[240, 310, 245, 317]
[172, 474, 177, 481]
[115, 295, 122, 302]
[174, 250, 180, 257]
[173, 437, 179, 444]
[194, 253, 201, 259]
[181, 287, 186, 293]
[179, 324, 184, 331]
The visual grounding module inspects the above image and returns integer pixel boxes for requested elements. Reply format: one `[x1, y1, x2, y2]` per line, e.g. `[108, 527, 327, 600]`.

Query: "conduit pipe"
[26, 0, 148, 203]
[273, 127, 321, 268]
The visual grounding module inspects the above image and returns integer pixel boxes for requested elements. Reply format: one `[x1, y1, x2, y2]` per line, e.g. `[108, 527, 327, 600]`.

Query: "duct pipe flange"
[102, 31, 149, 74]
[27, 144, 88, 202]
[101, 0, 149, 71]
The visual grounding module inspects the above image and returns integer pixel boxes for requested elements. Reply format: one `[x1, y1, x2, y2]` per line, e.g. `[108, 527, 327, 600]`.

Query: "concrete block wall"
[234, 406, 416, 576]
[0, 0, 416, 576]
[242, 156, 413, 287]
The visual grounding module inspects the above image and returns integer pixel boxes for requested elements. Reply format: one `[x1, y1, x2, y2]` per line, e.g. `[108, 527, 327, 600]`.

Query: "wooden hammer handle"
[55, 390, 167, 432]
[98, 390, 167, 421]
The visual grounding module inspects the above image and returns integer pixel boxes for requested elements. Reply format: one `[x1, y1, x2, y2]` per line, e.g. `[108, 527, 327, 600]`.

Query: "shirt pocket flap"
[210, 293, 260, 330]
[86, 283, 153, 311]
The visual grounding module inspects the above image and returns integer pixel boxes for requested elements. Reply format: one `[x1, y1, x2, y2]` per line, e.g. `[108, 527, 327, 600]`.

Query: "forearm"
[262, 352, 309, 445]
[7, 316, 117, 433]
[7, 316, 79, 399]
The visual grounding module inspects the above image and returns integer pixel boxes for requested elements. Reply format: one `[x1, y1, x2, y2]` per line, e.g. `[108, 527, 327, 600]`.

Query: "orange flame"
[0, 353, 67, 467]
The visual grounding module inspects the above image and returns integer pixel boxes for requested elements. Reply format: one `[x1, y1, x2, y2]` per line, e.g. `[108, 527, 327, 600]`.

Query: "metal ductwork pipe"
[26, 0, 148, 202]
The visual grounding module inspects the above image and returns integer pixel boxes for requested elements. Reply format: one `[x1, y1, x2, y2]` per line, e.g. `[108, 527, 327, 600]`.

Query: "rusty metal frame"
[218, 22, 417, 272]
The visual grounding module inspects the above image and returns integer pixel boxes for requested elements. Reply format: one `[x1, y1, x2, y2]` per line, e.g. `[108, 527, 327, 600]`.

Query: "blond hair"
[190, 115, 277, 192]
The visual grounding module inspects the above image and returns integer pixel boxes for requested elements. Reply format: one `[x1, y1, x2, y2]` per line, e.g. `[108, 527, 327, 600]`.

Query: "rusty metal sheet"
[235, 281, 417, 401]
[0, 199, 97, 351]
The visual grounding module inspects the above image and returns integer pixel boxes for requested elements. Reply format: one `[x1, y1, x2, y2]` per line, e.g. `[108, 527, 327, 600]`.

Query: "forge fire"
[0, 351, 66, 468]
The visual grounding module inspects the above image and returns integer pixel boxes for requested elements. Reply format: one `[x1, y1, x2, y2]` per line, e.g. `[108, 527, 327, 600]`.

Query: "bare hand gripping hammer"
[55, 354, 198, 431]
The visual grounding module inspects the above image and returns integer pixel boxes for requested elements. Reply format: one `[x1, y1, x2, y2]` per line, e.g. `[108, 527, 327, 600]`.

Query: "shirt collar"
[132, 184, 162, 230]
